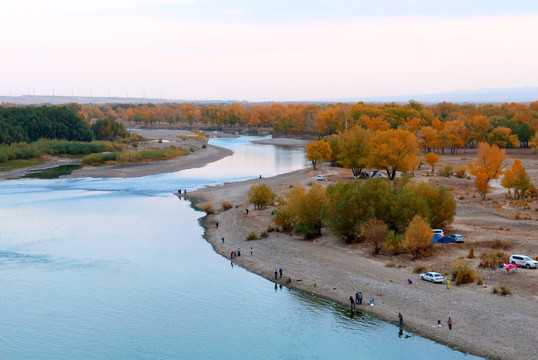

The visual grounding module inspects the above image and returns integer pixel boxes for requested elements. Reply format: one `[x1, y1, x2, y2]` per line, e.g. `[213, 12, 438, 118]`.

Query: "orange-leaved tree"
[475, 168, 490, 198]
[467, 142, 507, 196]
[424, 152, 440, 173]
[501, 159, 532, 199]
[306, 140, 332, 170]
[369, 129, 419, 180]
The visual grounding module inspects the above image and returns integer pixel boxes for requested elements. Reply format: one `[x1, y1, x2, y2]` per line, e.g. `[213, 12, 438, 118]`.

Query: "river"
[0, 136, 481, 359]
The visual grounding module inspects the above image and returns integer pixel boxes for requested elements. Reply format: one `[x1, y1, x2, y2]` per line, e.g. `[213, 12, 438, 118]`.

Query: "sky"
[1, 0, 537, 101]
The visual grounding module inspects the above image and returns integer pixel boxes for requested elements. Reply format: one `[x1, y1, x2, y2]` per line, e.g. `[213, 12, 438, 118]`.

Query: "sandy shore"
[184, 166, 537, 360]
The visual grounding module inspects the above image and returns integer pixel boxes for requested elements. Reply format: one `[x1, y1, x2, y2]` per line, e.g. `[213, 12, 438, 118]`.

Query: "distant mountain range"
[1, 87, 537, 105]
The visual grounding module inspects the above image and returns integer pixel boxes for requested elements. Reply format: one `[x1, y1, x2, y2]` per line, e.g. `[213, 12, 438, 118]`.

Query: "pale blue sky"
[1, 0, 537, 101]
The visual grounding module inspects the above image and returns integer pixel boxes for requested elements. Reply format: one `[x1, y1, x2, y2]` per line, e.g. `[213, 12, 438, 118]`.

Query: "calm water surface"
[0, 136, 481, 359]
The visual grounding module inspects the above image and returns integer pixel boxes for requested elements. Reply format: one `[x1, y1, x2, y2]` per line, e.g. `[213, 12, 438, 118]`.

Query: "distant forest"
[1, 101, 537, 150]
[0, 105, 93, 144]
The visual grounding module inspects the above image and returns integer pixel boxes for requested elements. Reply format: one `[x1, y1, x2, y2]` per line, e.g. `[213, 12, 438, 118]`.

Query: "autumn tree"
[277, 183, 327, 239]
[369, 129, 419, 179]
[337, 126, 372, 177]
[424, 152, 439, 173]
[361, 218, 388, 255]
[502, 159, 532, 199]
[305, 140, 332, 170]
[323, 134, 340, 166]
[487, 127, 519, 148]
[403, 215, 433, 259]
[467, 142, 507, 190]
[530, 134, 538, 153]
[248, 184, 274, 209]
[475, 168, 490, 198]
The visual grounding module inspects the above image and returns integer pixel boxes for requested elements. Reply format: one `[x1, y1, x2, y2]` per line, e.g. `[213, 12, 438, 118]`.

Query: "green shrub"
[382, 230, 405, 255]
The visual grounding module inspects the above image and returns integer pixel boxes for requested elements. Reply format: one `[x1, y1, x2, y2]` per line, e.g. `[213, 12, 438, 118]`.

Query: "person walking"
[279, 268, 283, 278]
[349, 296, 355, 308]
[221, 237, 225, 244]
[216, 222, 219, 229]
[447, 317, 452, 330]
[398, 313, 403, 326]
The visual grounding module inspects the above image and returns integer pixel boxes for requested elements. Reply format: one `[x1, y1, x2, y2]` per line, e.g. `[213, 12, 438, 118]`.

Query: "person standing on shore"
[448, 317, 453, 330]
[275, 270, 278, 280]
[357, 292, 363, 305]
[398, 313, 403, 326]
[349, 296, 355, 308]
[216, 221, 219, 229]
[221, 237, 224, 244]
[279, 268, 283, 278]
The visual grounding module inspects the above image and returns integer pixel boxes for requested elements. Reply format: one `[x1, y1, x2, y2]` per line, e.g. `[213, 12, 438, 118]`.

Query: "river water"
[0, 136, 481, 359]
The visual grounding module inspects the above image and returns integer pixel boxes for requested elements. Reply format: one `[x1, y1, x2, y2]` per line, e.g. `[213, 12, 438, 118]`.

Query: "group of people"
[349, 291, 364, 308]
[274, 268, 292, 284]
[230, 248, 241, 259]
[435, 317, 453, 329]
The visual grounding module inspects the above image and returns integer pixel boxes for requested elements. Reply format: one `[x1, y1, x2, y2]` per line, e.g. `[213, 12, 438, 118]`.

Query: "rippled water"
[0, 136, 481, 359]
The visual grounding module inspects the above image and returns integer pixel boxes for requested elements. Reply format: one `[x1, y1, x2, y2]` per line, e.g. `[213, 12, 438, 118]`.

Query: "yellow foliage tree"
[305, 140, 332, 170]
[248, 184, 274, 210]
[403, 215, 433, 259]
[337, 125, 372, 177]
[467, 142, 507, 188]
[475, 168, 490, 198]
[487, 127, 519, 148]
[278, 183, 327, 238]
[502, 159, 532, 199]
[424, 152, 440, 173]
[369, 129, 419, 179]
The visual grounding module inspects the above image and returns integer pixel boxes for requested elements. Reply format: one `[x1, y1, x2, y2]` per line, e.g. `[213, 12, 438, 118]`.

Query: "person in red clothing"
[447, 317, 453, 330]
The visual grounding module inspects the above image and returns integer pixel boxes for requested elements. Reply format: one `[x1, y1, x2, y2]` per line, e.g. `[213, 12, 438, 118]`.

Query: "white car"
[449, 234, 464, 243]
[316, 175, 325, 181]
[420, 272, 445, 283]
[433, 229, 444, 237]
[509, 255, 538, 269]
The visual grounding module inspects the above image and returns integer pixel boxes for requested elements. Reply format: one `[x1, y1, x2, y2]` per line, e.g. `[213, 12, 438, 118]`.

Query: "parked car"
[371, 172, 388, 179]
[433, 229, 444, 237]
[420, 272, 445, 283]
[449, 234, 464, 243]
[316, 175, 325, 181]
[509, 254, 538, 269]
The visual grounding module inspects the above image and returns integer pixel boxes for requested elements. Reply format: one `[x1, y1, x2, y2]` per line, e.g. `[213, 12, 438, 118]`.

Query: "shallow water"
[0, 136, 482, 359]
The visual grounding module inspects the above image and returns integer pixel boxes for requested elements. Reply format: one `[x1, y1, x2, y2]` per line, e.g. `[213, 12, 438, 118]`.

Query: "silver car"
[420, 272, 445, 283]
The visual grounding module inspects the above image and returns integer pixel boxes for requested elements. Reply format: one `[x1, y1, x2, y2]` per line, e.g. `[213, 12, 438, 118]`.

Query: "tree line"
[67, 100, 538, 150]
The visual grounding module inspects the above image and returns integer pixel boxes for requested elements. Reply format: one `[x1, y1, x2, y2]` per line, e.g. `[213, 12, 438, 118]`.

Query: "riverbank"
[184, 165, 537, 360]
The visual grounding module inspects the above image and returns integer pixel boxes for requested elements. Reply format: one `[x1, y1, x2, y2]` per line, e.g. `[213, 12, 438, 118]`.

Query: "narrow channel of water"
[0, 136, 482, 359]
